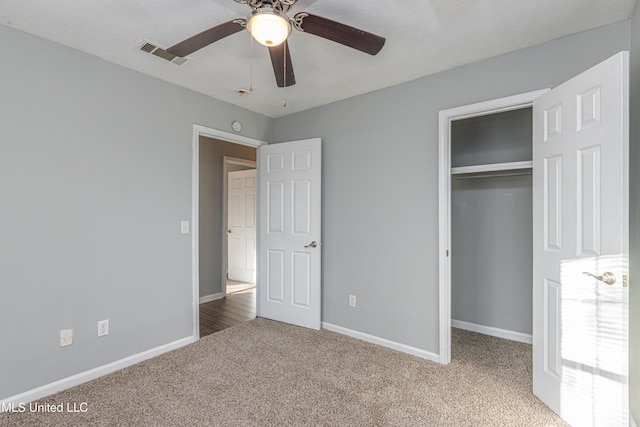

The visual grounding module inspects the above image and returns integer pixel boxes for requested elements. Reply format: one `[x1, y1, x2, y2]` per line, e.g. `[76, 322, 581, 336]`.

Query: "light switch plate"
[180, 220, 190, 234]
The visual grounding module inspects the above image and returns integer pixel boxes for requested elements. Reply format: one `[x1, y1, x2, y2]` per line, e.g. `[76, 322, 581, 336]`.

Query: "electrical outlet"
[97, 319, 109, 337]
[60, 329, 73, 347]
[349, 295, 356, 307]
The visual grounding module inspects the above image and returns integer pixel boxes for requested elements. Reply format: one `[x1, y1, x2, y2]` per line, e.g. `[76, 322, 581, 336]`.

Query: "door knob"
[227, 229, 232, 233]
[305, 241, 318, 248]
[583, 271, 616, 285]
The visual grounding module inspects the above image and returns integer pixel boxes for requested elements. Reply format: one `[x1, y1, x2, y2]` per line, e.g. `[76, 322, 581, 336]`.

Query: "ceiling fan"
[166, 0, 385, 88]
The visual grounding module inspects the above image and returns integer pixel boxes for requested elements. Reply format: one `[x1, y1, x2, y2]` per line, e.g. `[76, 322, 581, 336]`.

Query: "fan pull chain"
[249, 32, 254, 92]
[282, 39, 287, 108]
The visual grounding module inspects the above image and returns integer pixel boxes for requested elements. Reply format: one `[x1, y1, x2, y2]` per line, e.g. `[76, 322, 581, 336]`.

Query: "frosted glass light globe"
[247, 9, 291, 47]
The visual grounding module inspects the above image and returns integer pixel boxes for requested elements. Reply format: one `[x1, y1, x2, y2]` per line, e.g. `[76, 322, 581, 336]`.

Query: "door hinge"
[446, 249, 449, 257]
[623, 274, 629, 288]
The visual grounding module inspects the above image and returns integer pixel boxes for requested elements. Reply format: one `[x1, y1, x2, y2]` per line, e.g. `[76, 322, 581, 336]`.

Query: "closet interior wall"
[450, 108, 533, 338]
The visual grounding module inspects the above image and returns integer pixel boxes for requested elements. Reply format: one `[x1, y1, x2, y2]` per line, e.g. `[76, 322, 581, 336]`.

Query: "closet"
[450, 107, 533, 341]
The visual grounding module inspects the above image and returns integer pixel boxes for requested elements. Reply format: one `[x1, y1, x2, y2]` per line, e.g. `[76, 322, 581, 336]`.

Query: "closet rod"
[452, 171, 532, 180]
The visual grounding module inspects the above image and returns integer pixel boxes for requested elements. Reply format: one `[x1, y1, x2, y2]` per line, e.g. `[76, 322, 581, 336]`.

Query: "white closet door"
[532, 52, 629, 427]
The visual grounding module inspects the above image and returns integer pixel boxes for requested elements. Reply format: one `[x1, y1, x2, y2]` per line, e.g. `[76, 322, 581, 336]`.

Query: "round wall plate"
[231, 121, 242, 132]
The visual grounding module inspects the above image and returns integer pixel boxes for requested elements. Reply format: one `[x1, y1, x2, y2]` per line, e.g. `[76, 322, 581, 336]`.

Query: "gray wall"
[451, 175, 532, 334]
[0, 24, 270, 399]
[199, 137, 256, 298]
[272, 21, 631, 353]
[451, 108, 533, 167]
[629, 2, 640, 423]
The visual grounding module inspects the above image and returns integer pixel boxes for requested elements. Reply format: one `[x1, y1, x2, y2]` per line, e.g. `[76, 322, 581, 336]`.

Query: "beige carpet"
[1, 319, 567, 426]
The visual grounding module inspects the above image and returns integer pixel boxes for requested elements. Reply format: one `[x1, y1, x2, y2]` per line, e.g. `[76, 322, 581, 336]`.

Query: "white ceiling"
[0, 0, 636, 118]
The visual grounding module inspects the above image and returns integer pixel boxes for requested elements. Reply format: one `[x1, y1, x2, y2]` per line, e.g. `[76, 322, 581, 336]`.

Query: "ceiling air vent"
[140, 42, 156, 53]
[138, 41, 190, 66]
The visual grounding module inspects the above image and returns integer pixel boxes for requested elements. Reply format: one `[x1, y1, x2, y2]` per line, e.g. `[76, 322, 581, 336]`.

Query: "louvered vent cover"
[138, 41, 189, 66]
[140, 42, 156, 53]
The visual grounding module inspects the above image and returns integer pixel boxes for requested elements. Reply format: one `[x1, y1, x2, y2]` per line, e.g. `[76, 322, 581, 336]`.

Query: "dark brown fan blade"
[294, 13, 385, 55]
[268, 42, 296, 87]
[167, 20, 245, 57]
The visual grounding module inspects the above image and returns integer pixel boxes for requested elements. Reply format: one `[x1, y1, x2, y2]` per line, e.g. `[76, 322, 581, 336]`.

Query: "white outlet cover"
[98, 319, 109, 337]
[60, 329, 73, 347]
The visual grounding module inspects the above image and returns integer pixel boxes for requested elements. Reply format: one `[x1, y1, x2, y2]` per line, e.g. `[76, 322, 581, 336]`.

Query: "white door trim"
[222, 156, 256, 296]
[437, 89, 549, 364]
[191, 124, 266, 341]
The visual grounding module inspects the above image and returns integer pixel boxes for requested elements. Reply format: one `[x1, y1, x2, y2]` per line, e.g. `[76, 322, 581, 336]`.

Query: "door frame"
[191, 124, 266, 340]
[437, 89, 549, 364]
[222, 157, 256, 296]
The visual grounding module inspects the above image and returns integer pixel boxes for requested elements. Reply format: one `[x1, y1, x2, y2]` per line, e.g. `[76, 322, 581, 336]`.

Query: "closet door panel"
[543, 155, 563, 252]
[576, 146, 601, 257]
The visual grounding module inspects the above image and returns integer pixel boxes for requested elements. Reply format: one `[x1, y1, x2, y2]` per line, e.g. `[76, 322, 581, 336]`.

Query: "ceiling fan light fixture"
[247, 8, 291, 47]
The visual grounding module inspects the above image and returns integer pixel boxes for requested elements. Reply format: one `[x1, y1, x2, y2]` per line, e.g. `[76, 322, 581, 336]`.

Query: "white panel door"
[227, 169, 257, 283]
[258, 138, 321, 330]
[533, 52, 628, 426]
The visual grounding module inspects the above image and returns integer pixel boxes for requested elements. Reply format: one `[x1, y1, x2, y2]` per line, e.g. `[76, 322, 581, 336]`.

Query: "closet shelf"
[451, 160, 532, 176]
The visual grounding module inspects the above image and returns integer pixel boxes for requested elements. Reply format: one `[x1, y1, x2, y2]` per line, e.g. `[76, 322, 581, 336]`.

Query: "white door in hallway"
[227, 169, 257, 283]
[532, 52, 629, 426]
[258, 138, 321, 330]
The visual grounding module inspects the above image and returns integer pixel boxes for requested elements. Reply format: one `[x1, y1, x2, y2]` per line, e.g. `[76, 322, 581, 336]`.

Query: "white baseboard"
[322, 322, 440, 363]
[199, 292, 223, 304]
[0, 336, 195, 410]
[452, 319, 532, 344]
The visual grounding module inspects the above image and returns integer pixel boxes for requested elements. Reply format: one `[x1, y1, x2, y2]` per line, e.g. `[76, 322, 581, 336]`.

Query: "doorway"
[450, 107, 534, 346]
[438, 89, 549, 365]
[191, 125, 266, 340]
